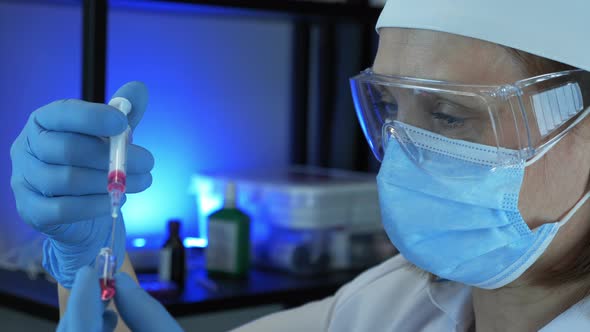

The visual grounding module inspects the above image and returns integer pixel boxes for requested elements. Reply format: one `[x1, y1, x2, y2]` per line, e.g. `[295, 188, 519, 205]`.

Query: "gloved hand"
[57, 266, 119, 332]
[113, 272, 184, 332]
[10, 82, 154, 288]
[57, 266, 182, 332]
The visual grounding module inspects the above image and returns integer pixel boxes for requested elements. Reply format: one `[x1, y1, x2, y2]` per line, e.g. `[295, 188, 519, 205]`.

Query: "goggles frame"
[350, 68, 590, 166]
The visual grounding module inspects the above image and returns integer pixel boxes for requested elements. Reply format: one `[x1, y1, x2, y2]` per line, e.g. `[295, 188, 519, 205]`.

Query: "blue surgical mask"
[377, 122, 590, 289]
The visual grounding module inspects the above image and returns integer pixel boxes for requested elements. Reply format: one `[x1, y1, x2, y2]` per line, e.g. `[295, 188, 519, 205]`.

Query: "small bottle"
[158, 220, 186, 290]
[206, 182, 251, 278]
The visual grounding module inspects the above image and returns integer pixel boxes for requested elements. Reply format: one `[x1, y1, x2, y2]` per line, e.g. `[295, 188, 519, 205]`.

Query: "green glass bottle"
[206, 182, 250, 278]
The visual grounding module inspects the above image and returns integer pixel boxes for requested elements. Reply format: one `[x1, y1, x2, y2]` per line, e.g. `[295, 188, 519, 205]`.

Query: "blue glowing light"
[184, 237, 208, 248]
[132, 238, 147, 247]
[189, 173, 271, 245]
[105, 1, 291, 244]
[189, 175, 223, 244]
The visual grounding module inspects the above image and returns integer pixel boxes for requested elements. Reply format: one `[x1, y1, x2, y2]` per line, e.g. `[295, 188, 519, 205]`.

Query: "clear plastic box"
[191, 166, 397, 274]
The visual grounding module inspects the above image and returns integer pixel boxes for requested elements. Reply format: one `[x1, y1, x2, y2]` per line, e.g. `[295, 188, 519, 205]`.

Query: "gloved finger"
[58, 266, 104, 332]
[28, 130, 154, 173]
[13, 184, 132, 234]
[14, 188, 111, 226]
[109, 82, 149, 131]
[114, 272, 183, 332]
[35, 195, 127, 243]
[102, 309, 119, 332]
[23, 154, 152, 196]
[33, 99, 127, 137]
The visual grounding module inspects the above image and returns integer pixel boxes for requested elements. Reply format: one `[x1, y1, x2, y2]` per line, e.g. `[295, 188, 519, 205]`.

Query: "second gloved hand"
[57, 266, 119, 332]
[58, 267, 183, 332]
[114, 272, 184, 332]
[10, 82, 154, 288]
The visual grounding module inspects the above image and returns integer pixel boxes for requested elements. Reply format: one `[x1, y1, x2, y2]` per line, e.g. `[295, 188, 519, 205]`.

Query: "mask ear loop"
[557, 192, 590, 227]
[525, 137, 562, 166]
[525, 107, 590, 167]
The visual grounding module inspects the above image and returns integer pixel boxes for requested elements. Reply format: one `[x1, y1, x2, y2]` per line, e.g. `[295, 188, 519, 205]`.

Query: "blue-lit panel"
[0, 1, 81, 252]
[106, 3, 293, 241]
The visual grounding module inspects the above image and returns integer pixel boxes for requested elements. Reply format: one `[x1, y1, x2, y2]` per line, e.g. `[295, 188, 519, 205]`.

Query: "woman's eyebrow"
[424, 91, 489, 112]
[372, 81, 490, 115]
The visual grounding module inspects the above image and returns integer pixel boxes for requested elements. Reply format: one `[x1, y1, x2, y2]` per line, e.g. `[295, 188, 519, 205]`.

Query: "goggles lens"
[350, 69, 590, 171]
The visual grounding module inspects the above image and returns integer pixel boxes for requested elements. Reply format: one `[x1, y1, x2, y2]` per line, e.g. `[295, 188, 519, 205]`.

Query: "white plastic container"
[191, 166, 397, 274]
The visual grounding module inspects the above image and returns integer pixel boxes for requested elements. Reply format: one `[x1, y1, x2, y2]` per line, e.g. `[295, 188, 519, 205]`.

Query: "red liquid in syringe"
[99, 278, 116, 301]
[107, 170, 126, 193]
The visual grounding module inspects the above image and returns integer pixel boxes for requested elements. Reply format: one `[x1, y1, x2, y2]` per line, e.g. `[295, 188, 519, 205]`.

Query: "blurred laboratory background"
[0, 0, 394, 330]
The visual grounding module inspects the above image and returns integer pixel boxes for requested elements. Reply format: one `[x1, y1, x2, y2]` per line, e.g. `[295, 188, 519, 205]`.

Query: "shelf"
[0, 266, 361, 321]
[135, 0, 382, 21]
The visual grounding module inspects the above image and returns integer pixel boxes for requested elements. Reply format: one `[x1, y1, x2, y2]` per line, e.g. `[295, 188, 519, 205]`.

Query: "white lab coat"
[234, 254, 590, 331]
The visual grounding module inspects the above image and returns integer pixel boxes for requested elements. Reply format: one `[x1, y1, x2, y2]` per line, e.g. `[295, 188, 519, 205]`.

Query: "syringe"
[95, 97, 132, 301]
[107, 97, 132, 223]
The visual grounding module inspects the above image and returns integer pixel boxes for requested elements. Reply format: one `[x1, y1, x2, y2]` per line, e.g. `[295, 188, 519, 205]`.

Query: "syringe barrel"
[107, 97, 132, 193]
[108, 128, 129, 192]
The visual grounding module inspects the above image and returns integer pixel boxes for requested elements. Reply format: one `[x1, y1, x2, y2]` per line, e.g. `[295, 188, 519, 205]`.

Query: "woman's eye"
[375, 100, 398, 115]
[384, 102, 398, 115]
[431, 111, 465, 128]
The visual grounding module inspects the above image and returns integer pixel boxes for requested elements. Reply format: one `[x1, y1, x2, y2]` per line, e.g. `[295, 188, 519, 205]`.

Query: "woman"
[10, 0, 590, 331]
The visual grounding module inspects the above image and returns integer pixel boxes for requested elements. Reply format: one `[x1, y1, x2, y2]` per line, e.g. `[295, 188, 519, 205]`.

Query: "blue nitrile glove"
[10, 82, 154, 288]
[57, 266, 119, 332]
[114, 272, 184, 332]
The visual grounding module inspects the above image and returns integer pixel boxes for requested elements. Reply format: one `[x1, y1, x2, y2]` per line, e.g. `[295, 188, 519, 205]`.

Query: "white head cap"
[376, 0, 590, 72]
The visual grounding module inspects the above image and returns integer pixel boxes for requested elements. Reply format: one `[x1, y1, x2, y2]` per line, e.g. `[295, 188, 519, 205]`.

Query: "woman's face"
[374, 28, 590, 283]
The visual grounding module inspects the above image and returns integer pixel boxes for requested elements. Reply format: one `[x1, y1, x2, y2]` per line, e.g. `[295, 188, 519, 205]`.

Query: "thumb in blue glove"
[10, 82, 155, 288]
[57, 266, 118, 332]
[114, 272, 184, 332]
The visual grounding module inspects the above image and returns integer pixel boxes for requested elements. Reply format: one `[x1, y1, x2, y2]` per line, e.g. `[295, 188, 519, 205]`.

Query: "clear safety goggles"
[350, 68, 590, 169]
